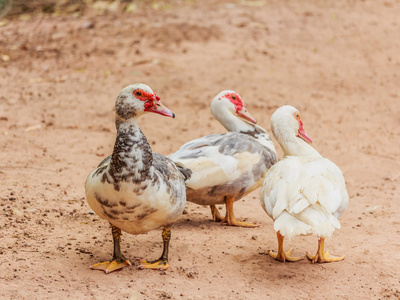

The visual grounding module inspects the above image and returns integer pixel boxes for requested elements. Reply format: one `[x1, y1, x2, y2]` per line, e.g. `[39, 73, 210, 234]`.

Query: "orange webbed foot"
[306, 250, 345, 263]
[138, 258, 169, 270]
[269, 248, 303, 262]
[307, 238, 345, 263]
[91, 259, 132, 274]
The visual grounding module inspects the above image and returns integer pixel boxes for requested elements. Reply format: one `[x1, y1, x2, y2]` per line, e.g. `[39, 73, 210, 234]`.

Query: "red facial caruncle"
[221, 92, 244, 113]
[133, 89, 174, 118]
[133, 89, 160, 111]
[133, 89, 159, 101]
[219, 92, 257, 124]
[293, 111, 312, 144]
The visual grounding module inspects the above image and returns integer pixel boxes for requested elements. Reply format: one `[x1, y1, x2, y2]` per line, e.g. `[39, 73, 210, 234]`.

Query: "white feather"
[260, 105, 349, 240]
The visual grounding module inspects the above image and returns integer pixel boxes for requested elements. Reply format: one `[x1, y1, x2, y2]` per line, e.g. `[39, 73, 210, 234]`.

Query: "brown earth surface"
[0, 1, 400, 299]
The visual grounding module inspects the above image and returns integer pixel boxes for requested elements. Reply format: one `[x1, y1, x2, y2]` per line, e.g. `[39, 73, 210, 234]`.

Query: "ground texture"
[0, 1, 399, 299]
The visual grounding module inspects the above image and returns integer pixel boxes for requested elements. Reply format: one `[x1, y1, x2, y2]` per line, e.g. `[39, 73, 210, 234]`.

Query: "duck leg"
[91, 223, 132, 274]
[268, 231, 303, 262]
[210, 205, 225, 222]
[306, 237, 345, 263]
[138, 226, 171, 270]
[224, 197, 259, 227]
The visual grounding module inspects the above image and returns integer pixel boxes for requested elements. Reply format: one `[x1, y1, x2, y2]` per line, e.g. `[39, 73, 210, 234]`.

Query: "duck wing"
[170, 132, 276, 190]
[152, 153, 192, 183]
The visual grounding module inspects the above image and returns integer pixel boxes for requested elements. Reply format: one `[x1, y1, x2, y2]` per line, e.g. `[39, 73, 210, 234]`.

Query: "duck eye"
[135, 91, 142, 97]
[231, 95, 237, 100]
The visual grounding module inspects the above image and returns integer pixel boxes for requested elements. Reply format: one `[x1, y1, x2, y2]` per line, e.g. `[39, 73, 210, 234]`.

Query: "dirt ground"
[0, 0, 399, 299]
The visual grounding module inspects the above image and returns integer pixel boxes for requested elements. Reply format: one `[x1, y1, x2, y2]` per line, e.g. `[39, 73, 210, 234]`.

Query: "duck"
[85, 83, 191, 273]
[260, 105, 349, 263]
[169, 90, 277, 227]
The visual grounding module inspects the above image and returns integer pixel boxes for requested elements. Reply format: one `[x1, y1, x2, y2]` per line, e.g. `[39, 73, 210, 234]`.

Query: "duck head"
[271, 105, 312, 146]
[210, 90, 257, 132]
[115, 83, 174, 122]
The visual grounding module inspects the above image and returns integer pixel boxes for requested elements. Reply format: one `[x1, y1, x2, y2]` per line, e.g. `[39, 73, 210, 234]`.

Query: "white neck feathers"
[211, 105, 255, 133]
[272, 120, 321, 158]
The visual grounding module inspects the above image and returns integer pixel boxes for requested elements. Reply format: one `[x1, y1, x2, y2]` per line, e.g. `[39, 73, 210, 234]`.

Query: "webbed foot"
[138, 258, 169, 270]
[269, 248, 303, 262]
[91, 259, 132, 274]
[306, 237, 344, 263]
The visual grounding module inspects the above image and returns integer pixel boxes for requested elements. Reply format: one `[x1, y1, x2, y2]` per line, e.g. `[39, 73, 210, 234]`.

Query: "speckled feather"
[85, 84, 190, 235]
[86, 123, 189, 234]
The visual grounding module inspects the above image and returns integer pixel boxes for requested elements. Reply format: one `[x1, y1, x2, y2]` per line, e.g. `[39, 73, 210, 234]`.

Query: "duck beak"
[236, 107, 257, 124]
[145, 100, 175, 118]
[297, 120, 312, 144]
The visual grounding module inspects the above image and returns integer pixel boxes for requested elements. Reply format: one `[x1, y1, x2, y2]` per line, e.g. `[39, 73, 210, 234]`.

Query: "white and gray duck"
[85, 83, 191, 273]
[169, 91, 277, 227]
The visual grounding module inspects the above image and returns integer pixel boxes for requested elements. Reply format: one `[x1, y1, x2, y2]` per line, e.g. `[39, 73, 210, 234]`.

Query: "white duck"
[170, 91, 277, 227]
[85, 83, 191, 273]
[260, 105, 348, 263]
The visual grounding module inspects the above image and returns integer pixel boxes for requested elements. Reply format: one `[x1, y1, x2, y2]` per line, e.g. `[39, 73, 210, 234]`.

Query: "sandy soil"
[0, 1, 399, 299]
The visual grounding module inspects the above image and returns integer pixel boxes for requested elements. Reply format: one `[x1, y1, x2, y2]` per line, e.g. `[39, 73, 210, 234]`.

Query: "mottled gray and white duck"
[261, 105, 348, 263]
[169, 90, 277, 227]
[85, 83, 191, 273]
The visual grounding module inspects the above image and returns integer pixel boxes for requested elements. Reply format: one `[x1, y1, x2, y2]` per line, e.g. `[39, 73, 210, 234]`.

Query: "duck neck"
[109, 118, 153, 182]
[215, 110, 256, 133]
[281, 137, 321, 158]
[214, 109, 275, 151]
